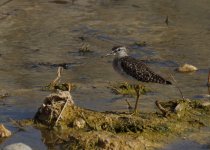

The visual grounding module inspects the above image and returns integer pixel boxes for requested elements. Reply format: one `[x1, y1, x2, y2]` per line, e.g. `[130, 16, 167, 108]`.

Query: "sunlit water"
[0, 0, 210, 149]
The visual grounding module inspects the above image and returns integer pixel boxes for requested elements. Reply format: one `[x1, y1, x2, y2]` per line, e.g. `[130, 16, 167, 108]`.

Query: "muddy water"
[0, 0, 210, 149]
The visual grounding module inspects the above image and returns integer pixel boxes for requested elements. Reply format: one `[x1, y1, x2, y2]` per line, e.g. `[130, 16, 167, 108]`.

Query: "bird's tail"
[152, 74, 172, 85]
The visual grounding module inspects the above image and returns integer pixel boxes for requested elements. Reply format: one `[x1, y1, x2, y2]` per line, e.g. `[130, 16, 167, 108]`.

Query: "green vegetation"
[109, 82, 149, 97]
[31, 89, 210, 149]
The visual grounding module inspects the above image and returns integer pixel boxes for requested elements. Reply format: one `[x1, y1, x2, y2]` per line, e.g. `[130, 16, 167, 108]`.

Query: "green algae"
[11, 83, 210, 149]
[133, 41, 147, 47]
[31, 90, 210, 150]
[78, 43, 93, 54]
[108, 82, 149, 97]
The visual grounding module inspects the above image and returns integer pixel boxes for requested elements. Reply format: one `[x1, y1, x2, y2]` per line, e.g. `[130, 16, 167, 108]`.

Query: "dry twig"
[67, 83, 71, 92]
[207, 69, 210, 87]
[53, 82, 72, 126]
[134, 85, 141, 112]
[51, 67, 63, 86]
[165, 16, 169, 26]
[169, 73, 185, 100]
[155, 100, 169, 116]
[125, 99, 133, 112]
[54, 98, 70, 126]
[207, 69, 210, 95]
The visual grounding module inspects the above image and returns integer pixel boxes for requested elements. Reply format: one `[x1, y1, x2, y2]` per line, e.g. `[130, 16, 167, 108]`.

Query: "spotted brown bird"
[106, 46, 172, 113]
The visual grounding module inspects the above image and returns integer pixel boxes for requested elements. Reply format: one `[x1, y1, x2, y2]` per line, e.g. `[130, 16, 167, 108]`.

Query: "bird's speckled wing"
[119, 56, 171, 84]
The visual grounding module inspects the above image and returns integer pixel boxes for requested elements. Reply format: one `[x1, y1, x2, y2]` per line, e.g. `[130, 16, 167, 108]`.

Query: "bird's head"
[106, 46, 128, 58]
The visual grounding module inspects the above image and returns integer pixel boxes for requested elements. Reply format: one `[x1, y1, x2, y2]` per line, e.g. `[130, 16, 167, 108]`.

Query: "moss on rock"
[31, 90, 210, 149]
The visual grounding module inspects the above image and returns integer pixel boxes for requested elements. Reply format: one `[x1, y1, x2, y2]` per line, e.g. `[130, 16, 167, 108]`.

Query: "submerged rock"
[176, 64, 198, 72]
[0, 124, 11, 138]
[3, 143, 32, 150]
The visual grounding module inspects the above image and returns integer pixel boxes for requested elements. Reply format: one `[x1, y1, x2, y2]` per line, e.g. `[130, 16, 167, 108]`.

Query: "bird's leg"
[133, 84, 141, 114]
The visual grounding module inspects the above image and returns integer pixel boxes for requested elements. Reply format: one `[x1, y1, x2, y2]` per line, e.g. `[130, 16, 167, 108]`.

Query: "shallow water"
[163, 128, 210, 150]
[0, 0, 210, 149]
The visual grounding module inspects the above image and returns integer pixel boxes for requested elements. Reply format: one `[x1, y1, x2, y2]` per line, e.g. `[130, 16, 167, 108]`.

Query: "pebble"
[0, 124, 11, 138]
[73, 118, 86, 129]
[176, 64, 198, 72]
[201, 101, 210, 107]
[3, 143, 32, 150]
[174, 103, 185, 113]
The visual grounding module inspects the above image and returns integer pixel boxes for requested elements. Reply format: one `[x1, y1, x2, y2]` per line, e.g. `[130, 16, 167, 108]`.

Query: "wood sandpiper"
[106, 46, 172, 113]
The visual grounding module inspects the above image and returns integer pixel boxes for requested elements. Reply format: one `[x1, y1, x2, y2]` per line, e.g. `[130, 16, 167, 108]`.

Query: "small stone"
[176, 64, 198, 72]
[174, 103, 185, 113]
[0, 124, 11, 138]
[97, 136, 117, 149]
[3, 143, 32, 150]
[73, 118, 86, 129]
[201, 101, 210, 107]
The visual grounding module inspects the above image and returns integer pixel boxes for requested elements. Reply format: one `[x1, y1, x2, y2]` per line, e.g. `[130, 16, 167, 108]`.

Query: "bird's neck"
[117, 51, 128, 58]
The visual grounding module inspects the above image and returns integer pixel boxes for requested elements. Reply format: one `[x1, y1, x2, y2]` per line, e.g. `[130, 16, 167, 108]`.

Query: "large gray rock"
[3, 143, 32, 150]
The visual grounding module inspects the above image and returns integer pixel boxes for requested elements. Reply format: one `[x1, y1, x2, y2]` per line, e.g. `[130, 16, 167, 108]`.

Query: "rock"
[3, 143, 32, 150]
[175, 103, 183, 112]
[0, 124, 11, 138]
[201, 101, 210, 107]
[34, 90, 75, 125]
[73, 118, 86, 129]
[176, 64, 198, 72]
[97, 136, 118, 149]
